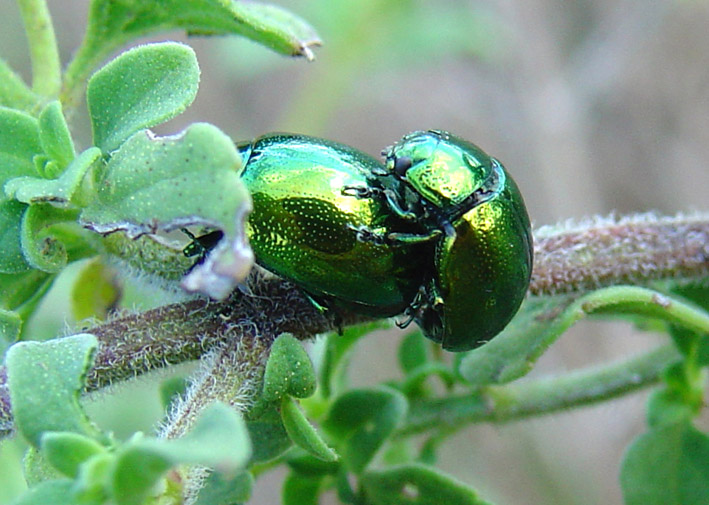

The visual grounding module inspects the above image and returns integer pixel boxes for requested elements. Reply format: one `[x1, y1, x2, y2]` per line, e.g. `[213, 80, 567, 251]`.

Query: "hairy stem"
[0, 213, 707, 437]
[401, 344, 680, 436]
[17, 0, 61, 97]
[530, 212, 709, 295]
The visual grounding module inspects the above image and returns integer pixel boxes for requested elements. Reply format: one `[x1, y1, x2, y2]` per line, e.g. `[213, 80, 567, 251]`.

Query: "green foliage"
[0, 1, 708, 504]
[87, 42, 200, 153]
[6, 334, 101, 447]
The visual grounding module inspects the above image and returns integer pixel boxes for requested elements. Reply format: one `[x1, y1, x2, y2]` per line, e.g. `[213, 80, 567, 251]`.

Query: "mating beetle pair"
[188, 130, 533, 351]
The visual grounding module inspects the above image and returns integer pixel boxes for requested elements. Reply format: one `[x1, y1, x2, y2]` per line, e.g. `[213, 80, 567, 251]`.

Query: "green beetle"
[382, 130, 533, 351]
[237, 133, 433, 317]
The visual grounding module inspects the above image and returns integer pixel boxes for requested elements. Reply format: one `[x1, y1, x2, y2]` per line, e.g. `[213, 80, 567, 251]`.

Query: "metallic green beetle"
[382, 130, 533, 351]
[237, 133, 433, 317]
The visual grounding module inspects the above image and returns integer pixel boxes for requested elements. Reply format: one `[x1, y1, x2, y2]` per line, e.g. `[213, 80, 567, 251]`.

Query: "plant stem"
[530, 212, 709, 295]
[0, 213, 706, 438]
[400, 344, 680, 436]
[17, 0, 61, 97]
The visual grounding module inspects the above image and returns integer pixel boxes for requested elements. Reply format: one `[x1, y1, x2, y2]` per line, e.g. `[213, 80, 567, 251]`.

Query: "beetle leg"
[347, 224, 390, 245]
[382, 189, 419, 221]
[397, 286, 428, 329]
[387, 228, 443, 245]
[341, 185, 382, 199]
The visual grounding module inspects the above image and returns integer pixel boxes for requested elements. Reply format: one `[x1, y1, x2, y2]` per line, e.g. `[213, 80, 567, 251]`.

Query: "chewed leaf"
[87, 42, 200, 153]
[81, 124, 253, 298]
[5, 334, 101, 448]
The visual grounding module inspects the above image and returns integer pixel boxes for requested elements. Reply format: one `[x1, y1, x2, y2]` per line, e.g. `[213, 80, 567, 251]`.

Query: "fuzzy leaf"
[20, 204, 81, 273]
[261, 334, 316, 404]
[283, 471, 322, 505]
[320, 322, 387, 398]
[82, 0, 321, 68]
[323, 387, 408, 474]
[41, 432, 106, 478]
[0, 59, 37, 111]
[5, 334, 100, 447]
[195, 471, 254, 505]
[0, 199, 29, 273]
[70, 258, 120, 321]
[246, 406, 293, 464]
[0, 106, 41, 181]
[460, 286, 709, 386]
[621, 421, 709, 505]
[38, 101, 75, 173]
[87, 42, 199, 152]
[281, 396, 338, 462]
[112, 402, 251, 505]
[0, 308, 21, 356]
[361, 463, 491, 505]
[398, 331, 429, 374]
[5, 147, 99, 206]
[0, 270, 52, 312]
[80, 124, 252, 299]
[9, 479, 75, 505]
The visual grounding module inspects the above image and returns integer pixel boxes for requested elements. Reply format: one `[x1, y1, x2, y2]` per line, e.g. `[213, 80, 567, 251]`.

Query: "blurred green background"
[1, 1, 708, 504]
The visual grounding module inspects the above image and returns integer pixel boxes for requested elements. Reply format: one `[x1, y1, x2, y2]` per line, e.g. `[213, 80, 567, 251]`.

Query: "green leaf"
[20, 204, 81, 273]
[23, 446, 64, 485]
[281, 396, 338, 463]
[460, 287, 709, 386]
[81, 0, 321, 66]
[70, 258, 120, 322]
[320, 322, 387, 398]
[195, 470, 254, 505]
[0, 107, 41, 181]
[5, 147, 100, 206]
[0, 270, 52, 313]
[159, 376, 188, 411]
[112, 402, 251, 505]
[323, 387, 408, 474]
[41, 432, 106, 478]
[87, 42, 199, 152]
[9, 479, 75, 505]
[621, 421, 709, 505]
[73, 452, 113, 504]
[283, 471, 323, 505]
[38, 101, 75, 174]
[0, 59, 38, 112]
[0, 200, 29, 273]
[647, 388, 695, 428]
[0, 308, 21, 356]
[80, 123, 252, 299]
[286, 449, 340, 477]
[5, 333, 100, 447]
[398, 331, 429, 374]
[246, 406, 293, 464]
[261, 334, 316, 404]
[361, 463, 492, 505]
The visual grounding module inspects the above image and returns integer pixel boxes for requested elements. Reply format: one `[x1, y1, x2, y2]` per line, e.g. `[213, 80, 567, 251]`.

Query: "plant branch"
[530, 212, 709, 295]
[0, 212, 706, 438]
[400, 344, 680, 436]
[17, 0, 61, 97]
